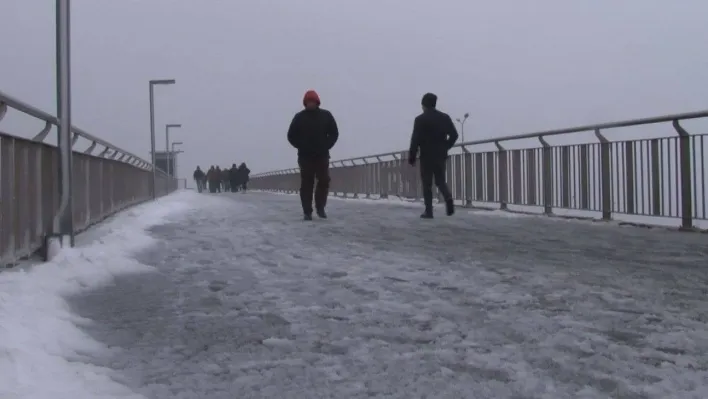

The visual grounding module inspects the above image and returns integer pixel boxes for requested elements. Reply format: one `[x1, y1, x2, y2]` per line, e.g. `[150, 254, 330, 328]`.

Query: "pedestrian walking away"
[408, 92, 458, 219]
[193, 166, 205, 193]
[287, 89, 339, 220]
[237, 162, 251, 192]
[214, 166, 223, 193]
[229, 163, 240, 192]
[206, 166, 217, 193]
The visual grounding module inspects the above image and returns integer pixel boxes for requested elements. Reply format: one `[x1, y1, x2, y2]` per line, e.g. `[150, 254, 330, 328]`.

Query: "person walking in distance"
[193, 166, 205, 193]
[408, 92, 459, 219]
[287, 89, 339, 220]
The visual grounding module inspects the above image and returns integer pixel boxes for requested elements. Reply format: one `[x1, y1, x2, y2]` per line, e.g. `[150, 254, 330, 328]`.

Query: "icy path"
[5, 191, 707, 398]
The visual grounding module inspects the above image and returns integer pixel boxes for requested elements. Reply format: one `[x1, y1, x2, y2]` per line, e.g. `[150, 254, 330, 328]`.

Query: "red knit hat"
[303, 90, 321, 106]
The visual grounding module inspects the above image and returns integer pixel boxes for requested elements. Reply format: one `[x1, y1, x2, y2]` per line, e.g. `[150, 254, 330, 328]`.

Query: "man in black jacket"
[193, 166, 205, 193]
[408, 92, 459, 219]
[237, 162, 250, 192]
[287, 90, 339, 220]
[228, 163, 239, 192]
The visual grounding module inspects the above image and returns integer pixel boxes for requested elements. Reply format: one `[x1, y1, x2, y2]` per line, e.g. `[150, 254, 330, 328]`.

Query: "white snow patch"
[0, 191, 206, 399]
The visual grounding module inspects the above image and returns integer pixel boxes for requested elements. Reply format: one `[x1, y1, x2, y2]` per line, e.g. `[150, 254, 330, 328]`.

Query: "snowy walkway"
[2, 191, 707, 399]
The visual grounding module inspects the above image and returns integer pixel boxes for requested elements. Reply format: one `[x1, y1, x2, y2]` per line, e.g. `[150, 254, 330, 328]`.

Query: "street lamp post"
[165, 123, 181, 177]
[171, 141, 183, 153]
[149, 79, 176, 199]
[455, 112, 469, 144]
[53, 0, 74, 248]
[455, 113, 470, 206]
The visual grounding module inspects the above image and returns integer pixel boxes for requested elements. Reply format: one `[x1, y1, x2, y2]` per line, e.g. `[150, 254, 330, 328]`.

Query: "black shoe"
[304, 213, 313, 221]
[420, 211, 433, 219]
[316, 209, 327, 219]
[445, 199, 455, 216]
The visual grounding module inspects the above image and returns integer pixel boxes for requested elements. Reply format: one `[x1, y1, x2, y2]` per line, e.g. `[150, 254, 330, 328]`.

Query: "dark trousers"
[421, 159, 452, 210]
[298, 157, 330, 214]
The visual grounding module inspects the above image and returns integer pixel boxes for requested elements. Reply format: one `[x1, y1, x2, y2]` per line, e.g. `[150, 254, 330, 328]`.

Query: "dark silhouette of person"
[287, 89, 339, 220]
[214, 166, 222, 192]
[193, 166, 205, 193]
[206, 166, 217, 193]
[229, 163, 239, 192]
[221, 166, 230, 192]
[237, 162, 250, 192]
[408, 92, 458, 218]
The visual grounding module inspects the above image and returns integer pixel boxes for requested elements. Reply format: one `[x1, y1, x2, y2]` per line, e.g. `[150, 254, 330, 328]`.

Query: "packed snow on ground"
[2, 189, 707, 398]
[0, 191, 204, 399]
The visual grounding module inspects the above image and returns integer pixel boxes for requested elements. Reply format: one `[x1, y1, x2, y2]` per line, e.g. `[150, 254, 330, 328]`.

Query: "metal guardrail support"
[537, 135, 552, 215]
[0, 90, 180, 267]
[673, 120, 693, 230]
[594, 129, 612, 221]
[32, 122, 52, 142]
[84, 141, 97, 154]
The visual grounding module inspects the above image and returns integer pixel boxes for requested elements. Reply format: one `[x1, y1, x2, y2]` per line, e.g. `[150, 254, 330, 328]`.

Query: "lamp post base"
[43, 234, 72, 261]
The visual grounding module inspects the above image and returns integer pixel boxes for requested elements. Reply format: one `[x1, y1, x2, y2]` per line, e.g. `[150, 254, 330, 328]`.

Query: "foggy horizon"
[2, 0, 707, 175]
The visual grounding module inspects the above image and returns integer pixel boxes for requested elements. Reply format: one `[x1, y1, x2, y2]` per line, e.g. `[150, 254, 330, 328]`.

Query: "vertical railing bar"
[674, 136, 680, 218]
[639, 140, 645, 215]
[610, 141, 616, 213]
[659, 139, 665, 216]
[702, 135, 706, 219]
[666, 138, 672, 217]
[692, 136, 698, 218]
[620, 141, 625, 213]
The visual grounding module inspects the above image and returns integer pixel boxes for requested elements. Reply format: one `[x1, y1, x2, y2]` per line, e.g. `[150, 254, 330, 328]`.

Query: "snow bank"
[0, 191, 202, 399]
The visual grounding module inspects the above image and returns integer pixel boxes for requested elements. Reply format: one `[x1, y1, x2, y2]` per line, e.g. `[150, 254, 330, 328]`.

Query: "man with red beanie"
[287, 89, 339, 220]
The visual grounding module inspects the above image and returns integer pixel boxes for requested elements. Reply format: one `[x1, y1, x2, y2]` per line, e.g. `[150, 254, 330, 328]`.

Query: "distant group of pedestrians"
[192, 163, 250, 193]
[287, 89, 458, 221]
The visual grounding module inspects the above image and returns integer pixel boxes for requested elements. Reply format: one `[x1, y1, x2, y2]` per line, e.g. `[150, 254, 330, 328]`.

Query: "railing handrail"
[0, 89, 153, 170]
[253, 108, 708, 177]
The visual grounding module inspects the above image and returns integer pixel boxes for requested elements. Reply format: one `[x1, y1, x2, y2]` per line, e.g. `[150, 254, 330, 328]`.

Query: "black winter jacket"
[408, 109, 459, 163]
[287, 108, 339, 159]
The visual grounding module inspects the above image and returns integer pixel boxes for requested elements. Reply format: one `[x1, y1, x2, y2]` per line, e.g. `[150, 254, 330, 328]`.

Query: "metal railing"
[251, 109, 708, 230]
[0, 90, 178, 266]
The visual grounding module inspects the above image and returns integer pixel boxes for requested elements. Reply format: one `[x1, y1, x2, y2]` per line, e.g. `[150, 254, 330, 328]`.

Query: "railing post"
[673, 120, 693, 230]
[4, 138, 16, 261]
[85, 157, 91, 225]
[538, 136, 553, 215]
[362, 158, 371, 198]
[351, 160, 359, 198]
[463, 148, 473, 207]
[377, 156, 388, 199]
[595, 129, 612, 221]
[495, 141, 508, 210]
[391, 153, 400, 198]
[99, 159, 104, 218]
[34, 144, 43, 250]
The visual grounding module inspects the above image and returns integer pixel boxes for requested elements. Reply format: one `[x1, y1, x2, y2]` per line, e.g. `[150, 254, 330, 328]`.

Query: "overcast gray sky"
[1, 0, 707, 175]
